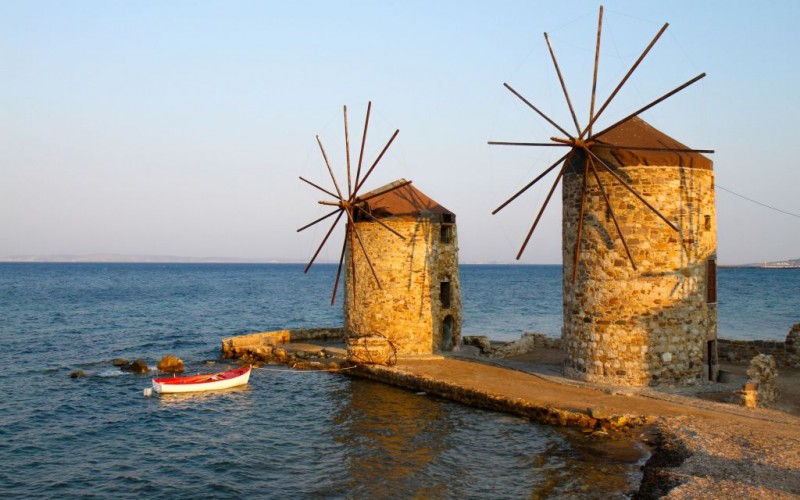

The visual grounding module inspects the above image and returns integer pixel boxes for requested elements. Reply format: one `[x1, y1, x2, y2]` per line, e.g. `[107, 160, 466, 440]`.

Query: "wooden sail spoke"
[304, 210, 345, 273]
[316, 135, 345, 200]
[356, 179, 413, 203]
[590, 73, 707, 140]
[544, 32, 581, 135]
[344, 105, 352, 198]
[354, 205, 406, 239]
[586, 148, 679, 232]
[503, 83, 574, 139]
[297, 207, 342, 233]
[588, 5, 603, 137]
[353, 129, 400, 196]
[354, 101, 372, 193]
[516, 157, 571, 260]
[488, 141, 568, 147]
[490, 11, 708, 270]
[582, 22, 669, 139]
[493, 152, 569, 215]
[299, 176, 339, 200]
[572, 156, 591, 282]
[588, 156, 637, 271]
[345, 208, 382, 288]
[330, 234, 347, 305]
[303, 101, 403, 304]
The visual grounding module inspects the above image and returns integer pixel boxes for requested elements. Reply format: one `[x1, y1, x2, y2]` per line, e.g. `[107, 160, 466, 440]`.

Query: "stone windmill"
[490, 6, 718, 386]
[299, 103, 461, 362]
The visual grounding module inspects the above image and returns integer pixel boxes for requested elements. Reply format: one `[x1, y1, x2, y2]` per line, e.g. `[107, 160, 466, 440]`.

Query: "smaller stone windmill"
[344, 180, 461, 356]
[490, 6, 718, 386]
[298, 103, 461, 361]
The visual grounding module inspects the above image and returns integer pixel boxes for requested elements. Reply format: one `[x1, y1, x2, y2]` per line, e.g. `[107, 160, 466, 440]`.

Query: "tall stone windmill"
[298, 103, 461, 361]
[490, 6, 718, 386]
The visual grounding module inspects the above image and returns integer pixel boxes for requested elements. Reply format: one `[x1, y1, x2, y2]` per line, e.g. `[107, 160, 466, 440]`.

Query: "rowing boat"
[151, 365, 251, 394]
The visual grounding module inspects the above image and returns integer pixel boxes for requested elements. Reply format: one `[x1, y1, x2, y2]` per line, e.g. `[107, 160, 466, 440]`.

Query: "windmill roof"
[356, 179, 454, 220]
[590, 116, 712, 170]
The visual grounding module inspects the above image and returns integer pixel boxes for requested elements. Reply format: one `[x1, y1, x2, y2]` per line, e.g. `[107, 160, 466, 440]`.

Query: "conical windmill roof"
[591, 116, 712, 170]
[357, 179, 454, 221]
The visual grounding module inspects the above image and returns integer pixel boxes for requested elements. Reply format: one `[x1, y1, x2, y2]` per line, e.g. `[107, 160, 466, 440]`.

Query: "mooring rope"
[346, 331, 398, 366]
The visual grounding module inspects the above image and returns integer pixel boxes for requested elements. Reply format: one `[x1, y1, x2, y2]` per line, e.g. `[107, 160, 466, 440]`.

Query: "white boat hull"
[152, 366, 251, 394]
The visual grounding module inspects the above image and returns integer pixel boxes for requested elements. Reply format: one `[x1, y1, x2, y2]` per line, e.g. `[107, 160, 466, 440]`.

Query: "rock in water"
[122, 359, 149, 374]
[157, 355, 185, 374]
[69, 370, 85, 378]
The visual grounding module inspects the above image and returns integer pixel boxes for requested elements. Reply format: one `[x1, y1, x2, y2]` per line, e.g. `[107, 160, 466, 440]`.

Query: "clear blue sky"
[2, 0, 798, 264]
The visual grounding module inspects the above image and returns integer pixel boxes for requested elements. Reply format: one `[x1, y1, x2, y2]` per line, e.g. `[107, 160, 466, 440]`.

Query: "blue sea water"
[460, 264, 799, 342]
[0, 263, 796, 498]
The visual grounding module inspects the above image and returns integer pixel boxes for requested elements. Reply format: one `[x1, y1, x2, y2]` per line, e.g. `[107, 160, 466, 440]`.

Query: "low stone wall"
[718, 323, 800, 367]
[463, 332, 562, 357]
[221, 327, 344, 359]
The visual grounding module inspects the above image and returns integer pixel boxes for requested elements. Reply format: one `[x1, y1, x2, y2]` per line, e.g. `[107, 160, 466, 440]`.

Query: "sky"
[2, 0, 799, 265]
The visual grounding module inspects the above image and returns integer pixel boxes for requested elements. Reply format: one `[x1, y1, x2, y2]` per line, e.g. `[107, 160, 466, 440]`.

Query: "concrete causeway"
[349, 354, 800, 433]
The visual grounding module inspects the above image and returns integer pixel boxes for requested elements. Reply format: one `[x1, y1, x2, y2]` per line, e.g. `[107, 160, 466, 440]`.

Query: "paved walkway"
[352, 352, 800, 433]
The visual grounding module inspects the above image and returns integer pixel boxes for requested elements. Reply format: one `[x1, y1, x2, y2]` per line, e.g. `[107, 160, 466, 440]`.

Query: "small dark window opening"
[442, 213, 454, 224]
[440, 225, 453, 244]
[704, 215, 711, 231]
[442, 315, 455, 351]
[707, 340, 718, 381]
[706, 258, 717, 303]
[440, 281, 451, 309]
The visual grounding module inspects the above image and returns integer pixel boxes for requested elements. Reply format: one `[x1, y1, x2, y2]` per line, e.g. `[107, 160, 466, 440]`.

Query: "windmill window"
[440, 224, 453, 244]
[442, 213, 454, 224]
[704, 215, 711, 231]
[706, 258, 717, 303]
[440, 281, 451, 309]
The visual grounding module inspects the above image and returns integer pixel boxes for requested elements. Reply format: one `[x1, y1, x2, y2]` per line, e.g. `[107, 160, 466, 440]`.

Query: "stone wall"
[718, 324, 800, 367]
[344, 216, 461, 355]
[221, 327, 343, 358]
[562, 162, 717, 386]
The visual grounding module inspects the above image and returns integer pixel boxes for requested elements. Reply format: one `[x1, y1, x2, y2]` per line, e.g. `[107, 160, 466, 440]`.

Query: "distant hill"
[737, 258, 800, 269]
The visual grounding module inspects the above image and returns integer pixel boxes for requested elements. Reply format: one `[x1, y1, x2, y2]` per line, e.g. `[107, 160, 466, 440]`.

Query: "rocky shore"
[637, 413, 800, 498]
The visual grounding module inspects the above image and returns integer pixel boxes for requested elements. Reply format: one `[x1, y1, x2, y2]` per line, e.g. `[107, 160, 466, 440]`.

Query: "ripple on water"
[0, 264, 653, 498]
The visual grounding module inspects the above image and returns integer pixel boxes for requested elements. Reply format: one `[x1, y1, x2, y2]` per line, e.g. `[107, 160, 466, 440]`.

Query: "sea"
[0, 263, 797, 498]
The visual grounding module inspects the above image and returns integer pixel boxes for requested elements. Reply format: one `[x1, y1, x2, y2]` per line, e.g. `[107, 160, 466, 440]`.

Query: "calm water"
[460, 264, 800, 342]
[0, 263, 796, 498]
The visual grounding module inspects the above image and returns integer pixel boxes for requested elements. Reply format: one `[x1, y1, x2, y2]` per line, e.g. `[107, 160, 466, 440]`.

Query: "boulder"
[112, 358, 127, 367]
[122, 359, 149, 374]
[493, 332, 540, 357]
[462, 336, 493, 355]
[736, 354, 780, 408]
[157, 355, 184, 374]
[69, 370, 85, 378]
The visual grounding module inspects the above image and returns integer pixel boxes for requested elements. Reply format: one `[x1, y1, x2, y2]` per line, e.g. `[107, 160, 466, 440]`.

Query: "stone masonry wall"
[719, 324, 800, 367]
[562, 164, 717, 386]
[344, 216, 461, 355]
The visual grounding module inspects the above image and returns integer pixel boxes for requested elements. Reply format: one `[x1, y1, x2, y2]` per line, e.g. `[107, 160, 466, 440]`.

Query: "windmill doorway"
[442, 315, 455, 351]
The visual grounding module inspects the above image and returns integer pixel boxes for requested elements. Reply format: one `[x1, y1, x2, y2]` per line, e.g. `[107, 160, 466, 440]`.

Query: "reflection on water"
[154, 384, 253, 407]
[331, 379, 645, 498]
[334, 380, 449, 496]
